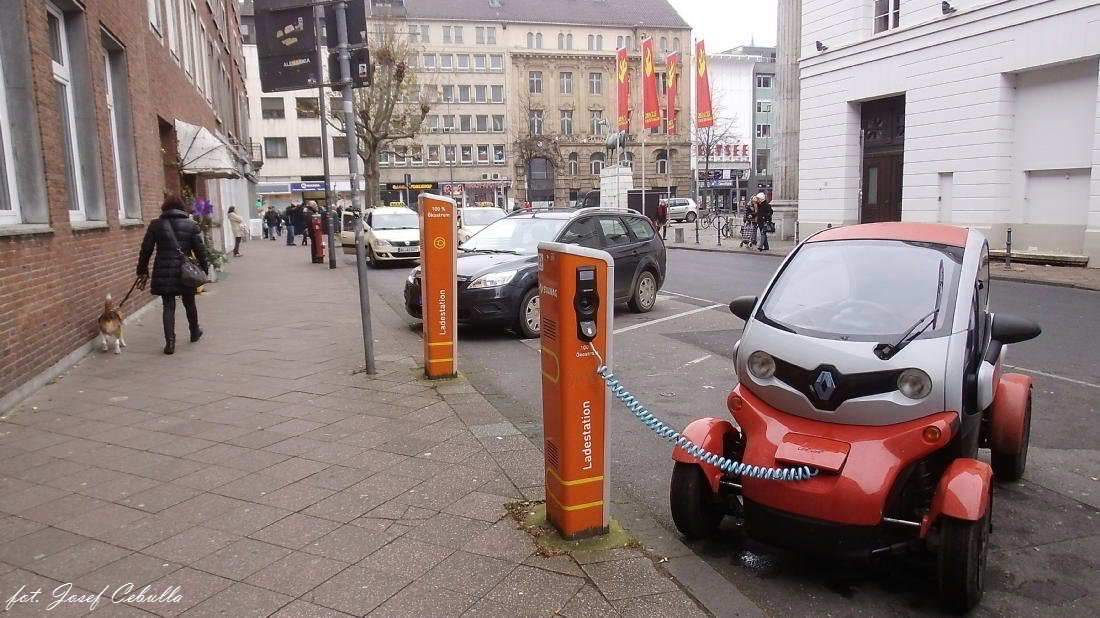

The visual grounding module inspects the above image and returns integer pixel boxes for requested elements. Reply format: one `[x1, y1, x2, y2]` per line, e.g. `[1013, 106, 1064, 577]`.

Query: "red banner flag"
[641, 38, 659, 129]
[695, 40, 714, 128]
[616, 47, 630, 132]
[665, 51, 680, 135]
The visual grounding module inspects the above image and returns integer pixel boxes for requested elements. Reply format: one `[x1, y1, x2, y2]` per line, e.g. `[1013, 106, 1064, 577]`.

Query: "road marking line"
[1004, 364, 1100, 390]
[614, 304, 725, 334]
[682, 355, 712, 368]
[662, 290, 724, 305]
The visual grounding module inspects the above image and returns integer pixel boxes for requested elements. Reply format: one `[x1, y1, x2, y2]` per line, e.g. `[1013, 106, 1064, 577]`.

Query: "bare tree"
[693, 91, 739, 208]
[328, 20, 431, 208]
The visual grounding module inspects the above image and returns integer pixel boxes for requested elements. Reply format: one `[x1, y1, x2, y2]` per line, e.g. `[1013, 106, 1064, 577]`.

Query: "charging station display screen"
[578, 269, 595, 281]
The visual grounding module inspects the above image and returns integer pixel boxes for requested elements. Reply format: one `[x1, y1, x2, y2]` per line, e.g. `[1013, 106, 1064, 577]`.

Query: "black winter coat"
[137, 210, 209, 296]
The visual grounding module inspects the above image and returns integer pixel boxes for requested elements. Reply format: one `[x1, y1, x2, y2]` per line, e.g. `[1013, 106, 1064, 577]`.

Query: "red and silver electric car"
[670, 223, 1041, 611]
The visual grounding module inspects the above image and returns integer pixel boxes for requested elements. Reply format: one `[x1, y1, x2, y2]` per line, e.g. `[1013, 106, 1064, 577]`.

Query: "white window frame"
[444, 144, 457, 164]
[589, 72, 602, 95]
[102, 49, 128, 221]
[493, 145, 505, 164]
[560, 71, 572, 95]
[0, 49, 19, 224]
[874, 0, 901, 35]
[477, 145, 490, 164]
[492, 115, 505, 132]
[147, 0, 164, 35]
[164, 0, 180, 58]
[491, 85, 503, 103]
[460, 145, 473, 164]
[48, 2, 87, 222]
[560, 110, 573, 135]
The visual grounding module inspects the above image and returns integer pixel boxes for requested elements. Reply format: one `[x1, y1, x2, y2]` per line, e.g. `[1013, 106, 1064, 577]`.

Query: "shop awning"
[175, 119, 240, 178]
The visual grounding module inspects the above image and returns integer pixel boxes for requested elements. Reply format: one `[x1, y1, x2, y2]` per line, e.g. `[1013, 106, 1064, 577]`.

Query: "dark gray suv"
[404, 207, 666, 338]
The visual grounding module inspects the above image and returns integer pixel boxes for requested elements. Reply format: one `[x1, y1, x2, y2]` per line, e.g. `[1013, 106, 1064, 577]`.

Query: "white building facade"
[797, 0, 1100, 265]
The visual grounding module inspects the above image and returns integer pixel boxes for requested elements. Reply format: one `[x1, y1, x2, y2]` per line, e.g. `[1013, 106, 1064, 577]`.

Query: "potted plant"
[191, 197, 227, 279]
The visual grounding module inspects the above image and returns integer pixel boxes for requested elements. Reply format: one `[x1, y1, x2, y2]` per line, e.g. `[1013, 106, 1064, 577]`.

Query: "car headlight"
[898, 369, 932, 399]
[468, 270, 518, 289]
[746, 351, 776, 379]
[375, 238, 393, 247]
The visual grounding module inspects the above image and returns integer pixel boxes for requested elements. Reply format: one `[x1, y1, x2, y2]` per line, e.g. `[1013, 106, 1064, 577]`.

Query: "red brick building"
[0, 0, 258, 410]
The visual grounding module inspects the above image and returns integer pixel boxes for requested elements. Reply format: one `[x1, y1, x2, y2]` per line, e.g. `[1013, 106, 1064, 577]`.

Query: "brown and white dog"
[97, 294, 126, 354]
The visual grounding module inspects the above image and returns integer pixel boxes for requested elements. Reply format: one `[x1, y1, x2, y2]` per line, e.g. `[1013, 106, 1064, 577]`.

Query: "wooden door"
[861, 154, 903, 223]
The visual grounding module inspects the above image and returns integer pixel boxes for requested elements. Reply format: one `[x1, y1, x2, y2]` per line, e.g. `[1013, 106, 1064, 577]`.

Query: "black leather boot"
[190, 328, 203, 343]
[164, 337, 176, 355]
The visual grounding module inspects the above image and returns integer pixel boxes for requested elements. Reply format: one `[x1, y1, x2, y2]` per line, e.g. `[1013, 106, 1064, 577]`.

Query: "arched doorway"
[527, 157, 555, 207]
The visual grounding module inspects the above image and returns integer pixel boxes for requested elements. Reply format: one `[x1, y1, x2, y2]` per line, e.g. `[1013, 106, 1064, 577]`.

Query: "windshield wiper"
[873, 259, 945, 360]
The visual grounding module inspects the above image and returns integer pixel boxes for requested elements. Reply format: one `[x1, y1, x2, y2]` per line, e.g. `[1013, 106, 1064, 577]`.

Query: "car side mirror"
[729, 296, 757, 321]
[990, 313, 1041, 344]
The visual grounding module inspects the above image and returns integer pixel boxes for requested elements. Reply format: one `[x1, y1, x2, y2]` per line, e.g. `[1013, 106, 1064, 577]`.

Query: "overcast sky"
[666, 0, 778, 52]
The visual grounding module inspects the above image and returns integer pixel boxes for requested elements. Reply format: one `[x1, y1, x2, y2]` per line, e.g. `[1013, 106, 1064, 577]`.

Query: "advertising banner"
[641, 38, 659, 129]
[616, 48, 630, 132]
[695, 40, 715, 128]
[665, 51, 680, 135]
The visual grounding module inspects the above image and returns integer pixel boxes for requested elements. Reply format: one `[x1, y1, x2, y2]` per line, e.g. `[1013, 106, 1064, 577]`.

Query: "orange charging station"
[537, 241, 614, 539]
[418, 193, 457, 379]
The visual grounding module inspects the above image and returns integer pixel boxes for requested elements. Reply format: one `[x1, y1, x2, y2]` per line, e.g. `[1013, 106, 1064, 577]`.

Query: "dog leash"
[117, 277, 142, 308]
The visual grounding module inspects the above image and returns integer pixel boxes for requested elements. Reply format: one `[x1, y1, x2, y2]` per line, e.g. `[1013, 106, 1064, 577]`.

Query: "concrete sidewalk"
[661, 220, 1100, 291]
[0, 239, 731, 617]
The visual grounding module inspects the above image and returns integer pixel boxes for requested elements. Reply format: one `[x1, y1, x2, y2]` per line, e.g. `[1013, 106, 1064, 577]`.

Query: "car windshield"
[757, 240, 963, 341]
[372, 212, 419, 230]
[460, 215, 568, 254]
[462, 208, 506, 227]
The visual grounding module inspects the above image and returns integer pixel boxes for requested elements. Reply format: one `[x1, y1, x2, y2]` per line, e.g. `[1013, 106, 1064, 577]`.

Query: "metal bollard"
[716, 217, 722, 246]
[1005, 227, 1013, 270]
[694, 219, 700, 244]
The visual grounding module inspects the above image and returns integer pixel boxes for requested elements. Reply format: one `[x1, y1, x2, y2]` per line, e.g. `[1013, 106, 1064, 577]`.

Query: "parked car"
[340, 206, 420, 266]
[660, 197, 699, 223]
[404, 207, 666, 338]
[458, 206, 507, 243]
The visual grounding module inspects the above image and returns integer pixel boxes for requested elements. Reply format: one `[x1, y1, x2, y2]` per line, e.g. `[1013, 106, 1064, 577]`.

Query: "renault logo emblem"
[813, 370, 837, 400]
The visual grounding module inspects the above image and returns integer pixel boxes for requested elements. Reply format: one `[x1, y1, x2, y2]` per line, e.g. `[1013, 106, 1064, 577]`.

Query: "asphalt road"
[359, 249, 1100, 617]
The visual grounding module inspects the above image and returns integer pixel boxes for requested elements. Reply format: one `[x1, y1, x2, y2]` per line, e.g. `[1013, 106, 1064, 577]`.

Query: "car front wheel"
[514, 287, 540, 338]
[628, 270, 658, 313]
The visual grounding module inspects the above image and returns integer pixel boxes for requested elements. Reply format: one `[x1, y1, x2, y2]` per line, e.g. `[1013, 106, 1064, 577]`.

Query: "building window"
[588, 35, 595, 50]
[332, 136, 348, 157]
[477, 145, 490, 164]
[756, 74, 773, 88]
[461, 145, 473, 163]
[427, 145, 440, 164]
[102, 34, 140, 220]
[560, 72, 573, 95]
[596, 34, 603, 50]
[490, 54, 503, 71]
[476, 26, 485, 44]
[420, 25, 430, 43]
[147, 0, 164, 34]
[560, 110, 573, 135]
[440, 54, 453, 70]
[459, 85, 471, 102]
[476, 115, 488, 132]
[590, 153, 604, 175]
[299, 137, 322, 157]
[457, 54, 470, 71]
[529, 71, 543, 94]
[474, 54, 487, 71]
[442, 85, 454, 102]
[165, 0, 181, 57]
[265, 137, 287, 158]
[491, 85, 504, 103]
[423, 54, 436, 70]
[443, 115, 455, 131]
[756, 100, 772, 113]
[529, 110, 543, 135]
[874, 0, 901, 34]
[617, 35, 624, 49]
[673, 37, 680, 50]
[591, 110, 605, 134]
[493, 145, 506, 164]
[48, 2, 90, 221]
[475, 85, 487, 103]
[655, 150, 668, 176]
[444, 145, 457, 163]
[0, 50, 18, 222]
[589, 72, 602, 95]
[659, 37, 668, 52]
[460, 115, 472, 132]
[755, 124, 772, 138]
[568, 153, 579, 176]
[296, 97, 319, 118]
[442, 25, 454, 44]
[756, 149, 769, 175]
[492, 115, 505, 132]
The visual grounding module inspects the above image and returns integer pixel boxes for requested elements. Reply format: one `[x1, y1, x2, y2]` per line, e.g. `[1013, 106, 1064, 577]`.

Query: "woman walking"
[227, 206, 245, 257]
[739, 199, 758, 248]
[136, 196, 208, 355]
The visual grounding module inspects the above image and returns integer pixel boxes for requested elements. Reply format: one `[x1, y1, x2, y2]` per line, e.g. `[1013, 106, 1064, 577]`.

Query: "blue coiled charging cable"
[591, 349, 818, 482]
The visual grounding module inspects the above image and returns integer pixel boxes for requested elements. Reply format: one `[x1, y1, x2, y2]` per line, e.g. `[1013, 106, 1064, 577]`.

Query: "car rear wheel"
[991, 389, 1031, 482]
[628, 270, 657, 313]
[685, 211, 697, 223]
[514, 287, 540, 338]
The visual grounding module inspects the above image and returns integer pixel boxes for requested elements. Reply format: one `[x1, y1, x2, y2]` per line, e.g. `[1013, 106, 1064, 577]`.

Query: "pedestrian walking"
[135, 195, 207, 355]
[263, 206, 280, 242]
[739, 199, 758, 248]
[227, 206, 245, 257]
[755, 193, 773, 252]
[301, 201, 317, 247]
[285, 203, 301, 246]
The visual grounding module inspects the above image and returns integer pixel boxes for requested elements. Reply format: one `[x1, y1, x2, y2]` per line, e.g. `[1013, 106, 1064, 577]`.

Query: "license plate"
[395, 246, 418, 254]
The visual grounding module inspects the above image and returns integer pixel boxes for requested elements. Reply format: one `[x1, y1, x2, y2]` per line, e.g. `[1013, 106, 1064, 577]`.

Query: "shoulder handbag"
[764, 221, 776, 233]
[163, 219, 208, 288]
